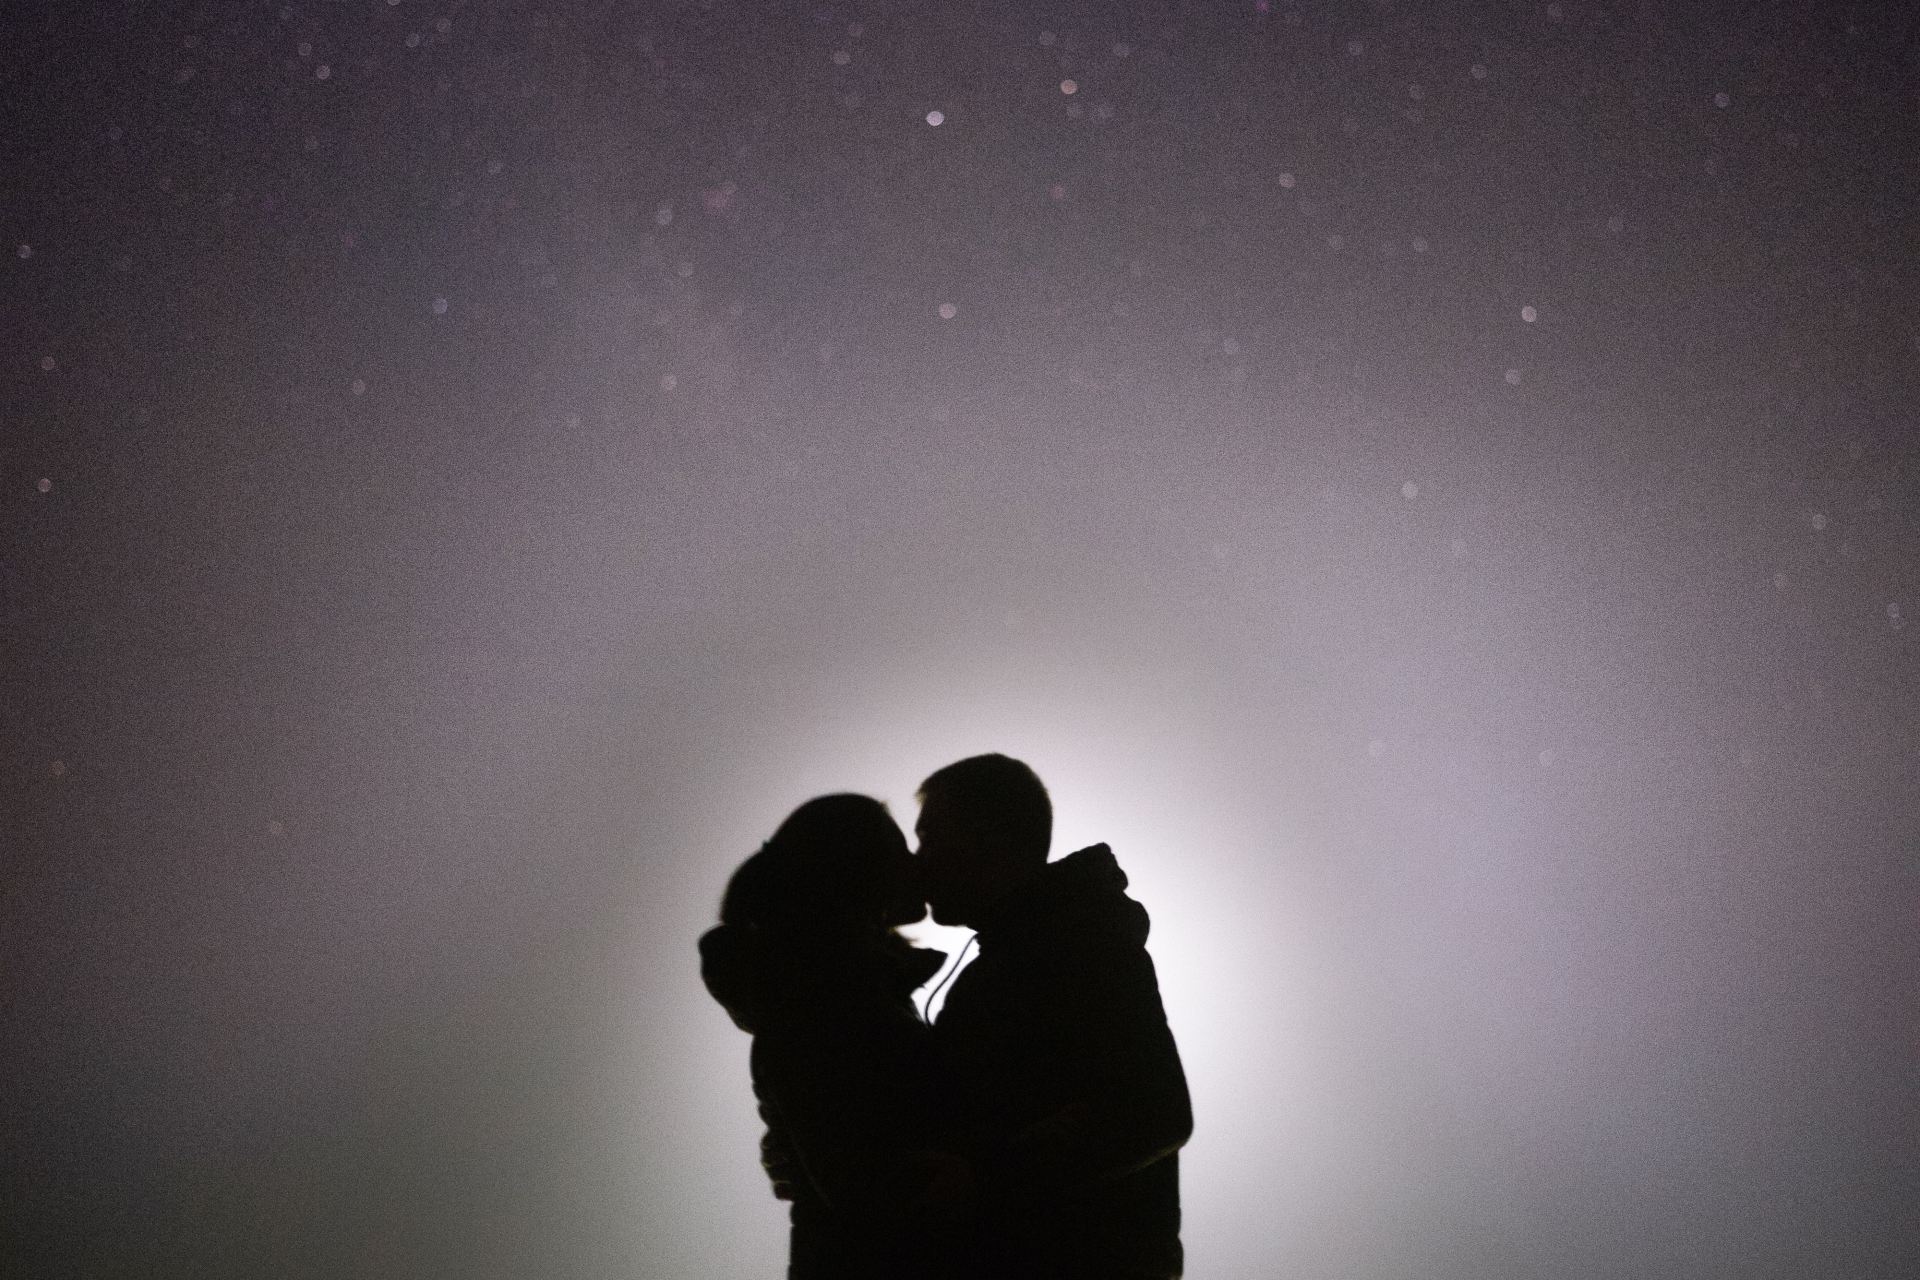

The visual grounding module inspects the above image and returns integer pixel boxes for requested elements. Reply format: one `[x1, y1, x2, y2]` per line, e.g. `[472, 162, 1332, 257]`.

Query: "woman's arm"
[752, 1008, 939, 1220]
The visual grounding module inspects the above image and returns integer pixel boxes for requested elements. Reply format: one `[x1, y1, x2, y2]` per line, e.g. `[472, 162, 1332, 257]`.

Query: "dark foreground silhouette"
[700, 756, 1192, 1279]
[700, 794, 955, 1279]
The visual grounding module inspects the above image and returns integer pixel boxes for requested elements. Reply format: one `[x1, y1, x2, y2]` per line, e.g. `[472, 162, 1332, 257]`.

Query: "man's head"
[914, 753, 1052, 927]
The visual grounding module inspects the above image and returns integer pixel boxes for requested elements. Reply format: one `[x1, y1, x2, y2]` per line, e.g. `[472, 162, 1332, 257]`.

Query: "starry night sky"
[5, 2, 1916, 1277]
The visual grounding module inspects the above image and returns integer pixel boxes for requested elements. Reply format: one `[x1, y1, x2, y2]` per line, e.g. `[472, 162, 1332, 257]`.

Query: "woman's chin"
[885, 901, 929, 928]
[927, 901, 969, 929]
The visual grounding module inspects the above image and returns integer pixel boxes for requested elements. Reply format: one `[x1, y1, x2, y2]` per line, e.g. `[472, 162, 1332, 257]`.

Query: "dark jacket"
[932, 844, 1193, 1279]
[699, 923, 952, 1279]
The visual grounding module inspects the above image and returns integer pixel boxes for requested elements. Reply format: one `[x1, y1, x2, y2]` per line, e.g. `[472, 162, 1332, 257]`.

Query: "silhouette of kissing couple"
[700, 754, 1192, 1280]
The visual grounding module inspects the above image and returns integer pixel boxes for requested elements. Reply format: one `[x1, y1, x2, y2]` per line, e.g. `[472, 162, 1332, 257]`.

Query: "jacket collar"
[973, 842, 1137, 947]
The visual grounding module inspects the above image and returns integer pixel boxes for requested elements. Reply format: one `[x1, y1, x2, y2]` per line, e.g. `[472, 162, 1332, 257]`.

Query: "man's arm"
[986, 941, 1192, 1194]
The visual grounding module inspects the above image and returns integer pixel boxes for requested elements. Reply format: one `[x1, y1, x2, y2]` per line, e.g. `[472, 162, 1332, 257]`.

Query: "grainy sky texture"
[5, 2, 1916, 1278]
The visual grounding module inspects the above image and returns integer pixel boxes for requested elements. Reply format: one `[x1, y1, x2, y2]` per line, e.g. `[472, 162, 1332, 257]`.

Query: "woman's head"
[718, 794, 923, 933]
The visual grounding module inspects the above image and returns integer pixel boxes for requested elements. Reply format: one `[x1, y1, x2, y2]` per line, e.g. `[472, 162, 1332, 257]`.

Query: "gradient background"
[5, 2, 1915, 1277]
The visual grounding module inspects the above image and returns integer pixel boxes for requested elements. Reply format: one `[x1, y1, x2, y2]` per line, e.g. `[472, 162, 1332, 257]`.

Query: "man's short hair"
[917, 753, 1052, 862]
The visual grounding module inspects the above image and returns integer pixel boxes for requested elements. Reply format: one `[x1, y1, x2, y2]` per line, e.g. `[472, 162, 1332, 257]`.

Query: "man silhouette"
[914, 754, 1192, 1279]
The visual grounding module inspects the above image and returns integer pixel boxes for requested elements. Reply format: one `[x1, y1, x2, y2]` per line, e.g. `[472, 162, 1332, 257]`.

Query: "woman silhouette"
[699, 794, 959, 1279]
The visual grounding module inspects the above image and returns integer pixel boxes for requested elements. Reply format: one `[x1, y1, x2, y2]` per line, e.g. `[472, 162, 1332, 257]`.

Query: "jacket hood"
[977, 843, 1151, 950]
[698, 925, 763, 1033]
[699, 924, 946, 1034]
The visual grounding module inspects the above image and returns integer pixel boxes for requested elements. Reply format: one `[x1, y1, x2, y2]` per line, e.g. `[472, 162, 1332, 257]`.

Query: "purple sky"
[5, 3, 1915, 1277]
